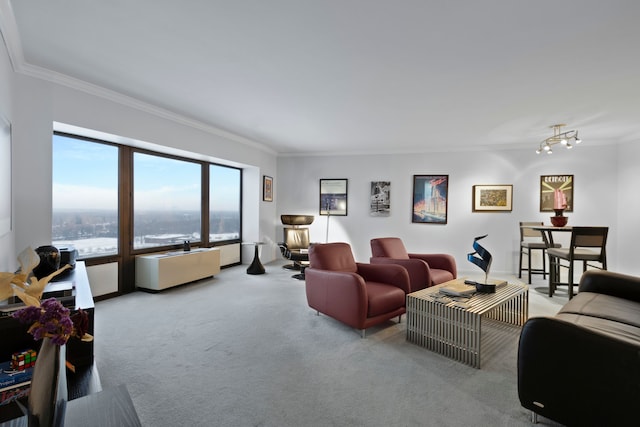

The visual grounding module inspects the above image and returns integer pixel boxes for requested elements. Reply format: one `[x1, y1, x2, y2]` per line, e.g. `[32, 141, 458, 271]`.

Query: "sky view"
[52, 134, 240, 211]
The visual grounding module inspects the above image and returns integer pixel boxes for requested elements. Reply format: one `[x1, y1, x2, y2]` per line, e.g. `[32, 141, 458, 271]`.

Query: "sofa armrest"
[518, 316, 640, 426]
[369, 257, 428, 291]
[408, 253, 457, 277]
[305, 269, 367, 326]
[356, 263, 411, 294]
[579, 270, 640, 302]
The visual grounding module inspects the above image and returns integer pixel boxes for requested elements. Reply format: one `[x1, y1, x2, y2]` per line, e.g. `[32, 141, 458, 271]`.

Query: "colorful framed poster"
[540, 175, 573, 212]
[412, 175, 448, 224]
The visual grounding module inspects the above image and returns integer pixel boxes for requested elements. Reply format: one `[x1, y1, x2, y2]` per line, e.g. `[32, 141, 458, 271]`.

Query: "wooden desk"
[0, 262, 95, 423]
[529, 225, 572, 249]
[0, 261, 95, 367]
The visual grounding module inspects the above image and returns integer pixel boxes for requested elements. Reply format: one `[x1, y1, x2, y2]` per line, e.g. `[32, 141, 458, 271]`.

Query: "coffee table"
[406, 279, 528, 368]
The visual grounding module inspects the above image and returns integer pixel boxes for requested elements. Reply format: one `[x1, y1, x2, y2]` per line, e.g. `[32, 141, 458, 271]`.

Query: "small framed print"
[370, 181, 390, 216]
[472, 185, 513, 212]
[263, 175, 273, 202]
[412, 175, 448, 224]
[320, 179, 348, 216]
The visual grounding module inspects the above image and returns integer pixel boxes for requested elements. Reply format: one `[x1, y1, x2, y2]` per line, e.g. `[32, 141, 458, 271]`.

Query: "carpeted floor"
[94, 260, 566, 427]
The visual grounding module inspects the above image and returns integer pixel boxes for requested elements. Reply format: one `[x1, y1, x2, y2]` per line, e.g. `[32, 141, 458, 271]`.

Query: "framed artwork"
[540, 175, 573, 212]
[262, 175, 273, 202]
[472, 184, 513, 212]
[370, 181, 390, 216]
[412, 175, 448, 224]
[320, 179, 348, 216]
[0, 114, 10, 237]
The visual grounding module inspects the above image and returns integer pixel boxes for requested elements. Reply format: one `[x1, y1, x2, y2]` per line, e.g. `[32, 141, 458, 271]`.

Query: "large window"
[52, 131, 243, 274]
[52, 134, 119, 258]
[133, 152, 202, 250]
[209, 164, 241, 242]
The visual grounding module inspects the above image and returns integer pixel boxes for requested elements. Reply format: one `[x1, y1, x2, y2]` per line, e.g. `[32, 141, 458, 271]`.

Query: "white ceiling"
[4, 0, 640, 155]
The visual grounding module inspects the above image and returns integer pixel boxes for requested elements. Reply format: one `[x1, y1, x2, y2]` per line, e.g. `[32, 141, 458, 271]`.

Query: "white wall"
[0, 32, 15, 272]
[276, 145, 635, 276]
[617, 141, 640, 276]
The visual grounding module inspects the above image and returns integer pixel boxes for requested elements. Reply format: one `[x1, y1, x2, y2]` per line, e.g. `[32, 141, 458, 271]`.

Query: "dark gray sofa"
[518, 270, 640, 426]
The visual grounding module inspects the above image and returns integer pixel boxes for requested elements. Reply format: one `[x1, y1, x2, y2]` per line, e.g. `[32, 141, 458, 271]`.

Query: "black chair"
[278, 215, 314, 280]
[518, 221, 560, 283]
[546, 226, 608, 298]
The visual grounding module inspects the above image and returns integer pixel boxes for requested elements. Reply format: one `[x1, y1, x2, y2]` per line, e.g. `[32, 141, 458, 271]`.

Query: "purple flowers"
[13, 298, 73, 346]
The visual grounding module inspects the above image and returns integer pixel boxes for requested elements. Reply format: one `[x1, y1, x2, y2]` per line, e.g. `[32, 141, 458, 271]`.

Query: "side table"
[243, 242, 265, 275]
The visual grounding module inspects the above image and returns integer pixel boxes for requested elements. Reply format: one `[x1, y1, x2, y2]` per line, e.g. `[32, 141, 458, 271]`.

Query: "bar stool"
[519, 221, 559, 283]
[546, 226, 608, 299]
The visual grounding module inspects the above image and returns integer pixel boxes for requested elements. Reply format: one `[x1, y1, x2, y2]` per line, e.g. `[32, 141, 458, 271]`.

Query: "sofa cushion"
[366, 282, 406, 317]
[370, 238, 410, 259]
[309, 242, 357, 273]
[555, 313, 640, 347]
[559, 292, 640, 329]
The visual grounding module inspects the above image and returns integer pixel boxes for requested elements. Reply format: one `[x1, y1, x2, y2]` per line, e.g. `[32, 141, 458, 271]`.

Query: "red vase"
[550, 215, 568, 227]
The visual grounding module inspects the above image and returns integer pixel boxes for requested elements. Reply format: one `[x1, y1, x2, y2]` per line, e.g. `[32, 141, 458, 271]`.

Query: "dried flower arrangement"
[1, 247, 93, 345]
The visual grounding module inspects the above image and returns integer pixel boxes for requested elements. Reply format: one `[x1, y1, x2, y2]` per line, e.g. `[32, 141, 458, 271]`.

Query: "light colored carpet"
[94, 261, 566, 427]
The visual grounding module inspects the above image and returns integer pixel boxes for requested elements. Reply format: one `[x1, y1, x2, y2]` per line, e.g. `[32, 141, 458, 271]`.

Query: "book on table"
[1, 361, 34, 406]
[439, 279, 477, 297]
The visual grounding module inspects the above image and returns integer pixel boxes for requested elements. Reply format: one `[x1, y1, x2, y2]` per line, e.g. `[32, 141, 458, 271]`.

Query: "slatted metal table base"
[406, 282, 528, 368]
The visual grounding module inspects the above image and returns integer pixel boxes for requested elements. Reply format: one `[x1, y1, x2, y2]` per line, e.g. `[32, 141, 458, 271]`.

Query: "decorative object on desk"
[13, 298, 74, 345]
[1, 247, 71, 307]
[466, 234, 505, 293]
[320, 179, 348, 216]
[12, 349, 38, 371]
[472, 184, 513, 212]
[263, 175, 273, 202]
[540, 175, 573, 212]
[550, 188, 569, 227]
[183, 240, 191, 252]
[412, 175, 448, 223]
[32, 246, 61, 280]
[26, 336, 68, 427]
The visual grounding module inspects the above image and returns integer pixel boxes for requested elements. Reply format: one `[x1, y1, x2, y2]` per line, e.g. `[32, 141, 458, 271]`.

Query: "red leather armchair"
[305, 242, 409, 337]
[370, 237, 457, 293]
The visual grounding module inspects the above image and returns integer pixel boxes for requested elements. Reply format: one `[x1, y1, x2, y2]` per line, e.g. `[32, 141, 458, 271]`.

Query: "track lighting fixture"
[535, 124, 582, 154]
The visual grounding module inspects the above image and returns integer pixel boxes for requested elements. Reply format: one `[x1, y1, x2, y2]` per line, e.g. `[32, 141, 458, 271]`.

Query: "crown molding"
[0, 0, 275, 156]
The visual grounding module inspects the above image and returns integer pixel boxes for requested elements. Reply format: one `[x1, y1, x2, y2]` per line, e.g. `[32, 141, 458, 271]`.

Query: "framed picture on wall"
[263, 175, 273, 202]
[472, 184, 513, 212]
[320, 179, 348, 216]
[540, 175, 573, 212]
[370, 181, 390, 216]
[412, 175, 448, 224]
